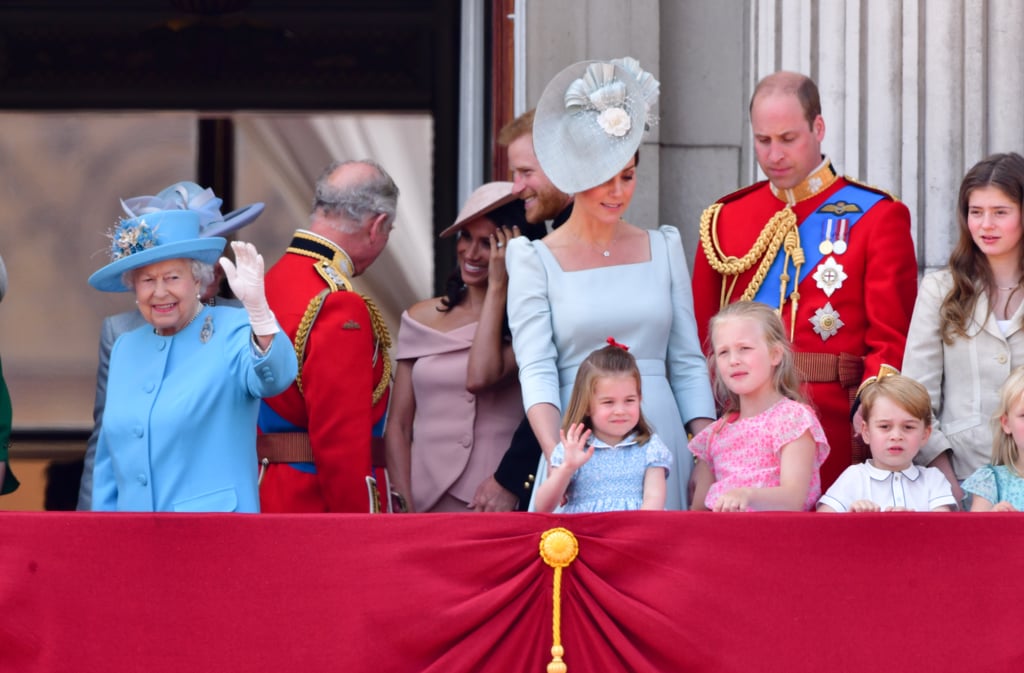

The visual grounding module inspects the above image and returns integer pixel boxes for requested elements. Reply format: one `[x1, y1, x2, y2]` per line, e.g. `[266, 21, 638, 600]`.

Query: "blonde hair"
[992, 366, 1024, 475]
[707, 302, 803, 415]
[562, 343, 653, 445]
[859, 375, 932, 426]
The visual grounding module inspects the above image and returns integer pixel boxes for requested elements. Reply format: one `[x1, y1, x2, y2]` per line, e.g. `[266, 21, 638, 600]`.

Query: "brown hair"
[707, 301, 804, 415]
[497, 109, 535, 147]
[992, 366, 1024, 475]
[749, 71, 821, 129]
[562, 343, 653, 445]
[939, 152, 1024, 342]
[859, 375, 932, 427]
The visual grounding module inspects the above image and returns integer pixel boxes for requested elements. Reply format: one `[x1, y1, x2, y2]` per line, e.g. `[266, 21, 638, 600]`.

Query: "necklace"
[154, 304, 202, 336]
[576, 225, 620, 257]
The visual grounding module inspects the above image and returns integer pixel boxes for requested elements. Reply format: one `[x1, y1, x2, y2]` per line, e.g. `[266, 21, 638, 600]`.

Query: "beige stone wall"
[517, 0, 1024, 273]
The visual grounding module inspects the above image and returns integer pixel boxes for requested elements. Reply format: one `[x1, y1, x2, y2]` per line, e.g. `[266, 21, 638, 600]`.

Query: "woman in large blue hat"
[77, 182, 265, 510]
[87, 207, 297, 512]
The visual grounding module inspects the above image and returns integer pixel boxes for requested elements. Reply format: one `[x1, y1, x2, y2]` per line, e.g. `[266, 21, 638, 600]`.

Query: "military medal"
[812, 257, 847, 297]
[810, 302, 844, 341]
[833, 219, 849, 254]
[818, 218, 834, 255]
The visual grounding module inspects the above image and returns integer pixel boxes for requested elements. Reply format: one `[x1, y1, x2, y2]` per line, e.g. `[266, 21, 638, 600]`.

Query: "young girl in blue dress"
[963, 366, 1024, 511]
[533, 339, 672, 513]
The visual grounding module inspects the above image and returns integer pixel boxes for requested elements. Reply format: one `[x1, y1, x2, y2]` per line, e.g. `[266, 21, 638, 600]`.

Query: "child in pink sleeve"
[691, 302, 829, 511]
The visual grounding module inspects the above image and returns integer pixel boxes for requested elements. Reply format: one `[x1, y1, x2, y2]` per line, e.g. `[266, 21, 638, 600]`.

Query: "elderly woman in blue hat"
[506, 57, 716, 510]
[87, 205, 297, 512]
[77, 182, 266, 509]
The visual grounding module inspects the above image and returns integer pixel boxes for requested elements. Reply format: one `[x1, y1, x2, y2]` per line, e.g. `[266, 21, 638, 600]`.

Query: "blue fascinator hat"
[533, 56, 660, 194]
[121, 181, 264, 238]
[88, 210, 226, 293]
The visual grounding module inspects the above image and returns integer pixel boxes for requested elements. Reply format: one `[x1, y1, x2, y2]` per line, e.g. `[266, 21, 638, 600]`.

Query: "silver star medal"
[810, 302, 844, 341]
[812, 257, 847, 297]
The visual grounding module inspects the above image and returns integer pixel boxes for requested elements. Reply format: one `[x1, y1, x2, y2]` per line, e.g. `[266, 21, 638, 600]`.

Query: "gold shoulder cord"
[362, 293, 393, 406]
[292, 289, 393, 405]
[293, 290, 329, 394]
[699, 202, 803, 339]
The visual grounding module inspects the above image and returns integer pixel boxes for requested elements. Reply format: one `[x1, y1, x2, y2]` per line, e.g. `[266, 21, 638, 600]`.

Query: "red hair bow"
[606, 337, 629, 351]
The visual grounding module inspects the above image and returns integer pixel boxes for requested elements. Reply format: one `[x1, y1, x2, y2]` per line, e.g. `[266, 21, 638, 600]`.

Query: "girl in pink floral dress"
[690, 302, 830, 511]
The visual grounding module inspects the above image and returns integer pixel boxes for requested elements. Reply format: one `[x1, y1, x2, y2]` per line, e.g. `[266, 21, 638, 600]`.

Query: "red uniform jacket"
[692, 171, 917, 488]
[259, 231, 390, 512]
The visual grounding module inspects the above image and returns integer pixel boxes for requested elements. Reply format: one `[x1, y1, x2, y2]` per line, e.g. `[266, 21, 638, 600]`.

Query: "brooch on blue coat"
[200, 315, 214, 344]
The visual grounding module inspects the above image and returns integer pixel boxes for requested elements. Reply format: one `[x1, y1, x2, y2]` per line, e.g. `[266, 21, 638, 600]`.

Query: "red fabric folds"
[1, 511, 1022, 672]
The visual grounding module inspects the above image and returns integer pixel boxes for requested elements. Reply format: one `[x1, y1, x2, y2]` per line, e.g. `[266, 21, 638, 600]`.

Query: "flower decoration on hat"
[109, 217, 160, 261]
[121, 184, 223, 236]
[117, 181, 264, 239]
[564, 58, 660, 140]
[611, 56, 660, 131]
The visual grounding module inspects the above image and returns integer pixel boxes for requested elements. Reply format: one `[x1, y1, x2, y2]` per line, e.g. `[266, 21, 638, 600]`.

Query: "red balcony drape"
[1, 511, 1021, 672]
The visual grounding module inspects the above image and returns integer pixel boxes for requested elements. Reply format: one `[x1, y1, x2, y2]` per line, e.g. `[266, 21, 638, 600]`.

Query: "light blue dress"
[92, 305, 297, 512]
[963, 464, 1024, 510]
[506, 225, 716, 510]
[551, 433, 672, 512]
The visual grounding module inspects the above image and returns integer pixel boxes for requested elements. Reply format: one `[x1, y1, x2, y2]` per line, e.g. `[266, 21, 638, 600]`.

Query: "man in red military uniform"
[258, 159, 399, 512]
[692, 71, 918, 490]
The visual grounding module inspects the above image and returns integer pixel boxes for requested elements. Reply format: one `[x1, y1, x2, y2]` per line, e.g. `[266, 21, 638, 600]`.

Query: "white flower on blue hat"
[109, 218, 160, 261]
[562, 58, 660, 140]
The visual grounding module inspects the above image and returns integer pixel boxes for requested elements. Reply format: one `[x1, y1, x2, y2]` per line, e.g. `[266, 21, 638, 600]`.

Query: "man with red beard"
[469, 110, 573, 511]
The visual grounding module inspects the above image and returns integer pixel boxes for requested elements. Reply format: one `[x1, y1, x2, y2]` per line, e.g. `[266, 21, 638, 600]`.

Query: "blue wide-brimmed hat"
[121, 181, 264, 238]
[88, 210, 226, 293]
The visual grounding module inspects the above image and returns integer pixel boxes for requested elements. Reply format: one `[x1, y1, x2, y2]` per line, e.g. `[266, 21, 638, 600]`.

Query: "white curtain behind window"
[233, 112, 435, 339]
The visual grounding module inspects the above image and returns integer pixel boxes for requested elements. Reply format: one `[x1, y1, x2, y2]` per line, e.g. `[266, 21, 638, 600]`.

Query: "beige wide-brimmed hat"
[439, 181, 519, 238]
[533, 56, 660, 194]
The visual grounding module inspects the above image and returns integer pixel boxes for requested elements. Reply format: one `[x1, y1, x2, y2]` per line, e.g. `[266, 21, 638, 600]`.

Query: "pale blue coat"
[92, 305, 297, 512]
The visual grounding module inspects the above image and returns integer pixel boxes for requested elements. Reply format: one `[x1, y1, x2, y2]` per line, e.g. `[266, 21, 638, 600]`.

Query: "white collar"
[865, 460, 922, 481]
[589, 432, 639, 450]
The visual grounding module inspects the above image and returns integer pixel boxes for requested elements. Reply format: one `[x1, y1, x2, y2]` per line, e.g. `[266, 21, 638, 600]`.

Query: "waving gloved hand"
[219, 241, 279, 336]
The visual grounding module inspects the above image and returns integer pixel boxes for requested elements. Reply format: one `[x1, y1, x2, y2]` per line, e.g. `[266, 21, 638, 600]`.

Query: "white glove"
[219, 241, 279, 336]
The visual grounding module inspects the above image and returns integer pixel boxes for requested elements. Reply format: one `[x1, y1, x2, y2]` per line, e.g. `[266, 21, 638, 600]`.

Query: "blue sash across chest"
[752, 184, 885, 306]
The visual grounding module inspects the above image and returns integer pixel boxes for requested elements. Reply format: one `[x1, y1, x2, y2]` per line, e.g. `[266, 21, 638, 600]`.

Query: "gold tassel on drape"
[539, 528, 579, 673]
